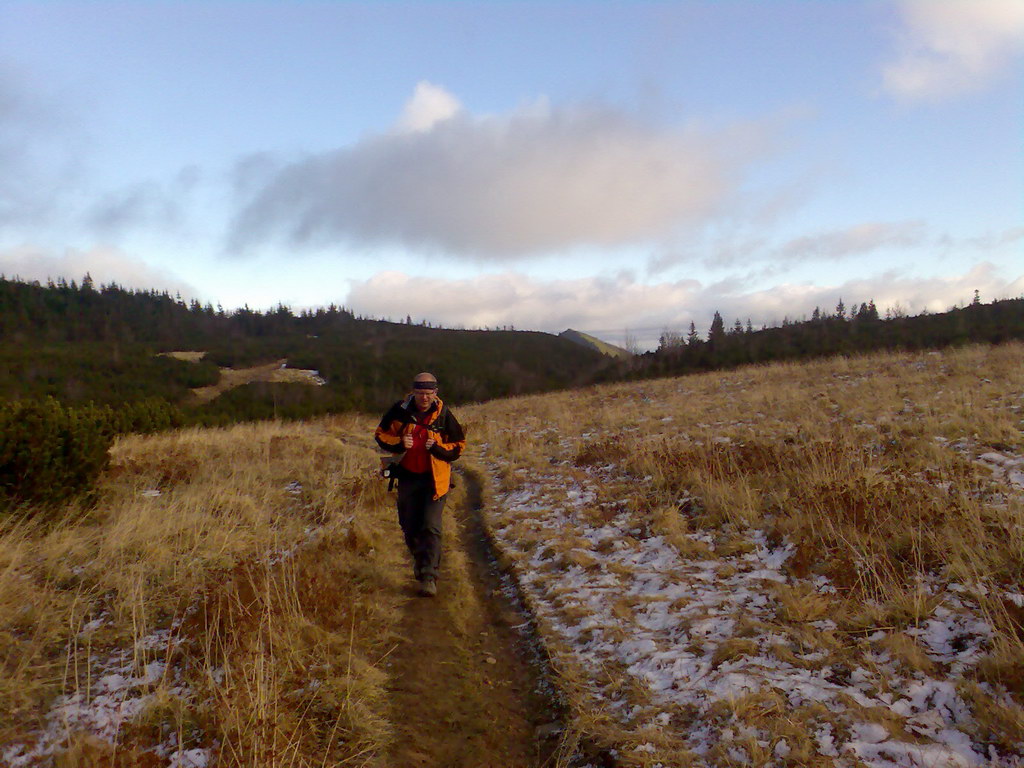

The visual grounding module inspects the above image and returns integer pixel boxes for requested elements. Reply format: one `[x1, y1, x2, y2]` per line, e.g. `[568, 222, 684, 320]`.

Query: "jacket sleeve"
[429, 410, 466, 462]
[374, 403, 407, 453]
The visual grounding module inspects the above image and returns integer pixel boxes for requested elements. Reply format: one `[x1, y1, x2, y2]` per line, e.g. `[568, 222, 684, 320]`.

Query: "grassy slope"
[559, 329, 632, 360]
[2, 343, 1022, 766]
[465, 342, 1024, 765]
[0, 416, 403, 766]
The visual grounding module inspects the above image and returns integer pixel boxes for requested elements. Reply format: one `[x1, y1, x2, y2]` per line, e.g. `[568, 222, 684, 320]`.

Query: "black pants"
[397, 471, 446, 580]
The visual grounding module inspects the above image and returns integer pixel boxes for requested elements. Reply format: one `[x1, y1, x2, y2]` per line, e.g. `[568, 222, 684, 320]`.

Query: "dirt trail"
[384, 468, 565, 768]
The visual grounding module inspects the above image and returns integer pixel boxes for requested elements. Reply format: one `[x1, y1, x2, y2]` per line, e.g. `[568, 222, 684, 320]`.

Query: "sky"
[1, 1, 1021, 350]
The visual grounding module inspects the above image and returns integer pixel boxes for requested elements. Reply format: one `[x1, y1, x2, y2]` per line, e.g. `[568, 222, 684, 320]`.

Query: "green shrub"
[0, 398, 112, 509]
[98, 397, 186, 436]
[193, 382, 354, 426]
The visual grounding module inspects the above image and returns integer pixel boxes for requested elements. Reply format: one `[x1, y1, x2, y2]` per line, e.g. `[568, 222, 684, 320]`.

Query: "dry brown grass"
[158, 351, 208, 363]
[189, 360, 325, 404]
[5, 342, 1023, 766]
[0, 413, 403, 766]
[465, 342, 1024, 764]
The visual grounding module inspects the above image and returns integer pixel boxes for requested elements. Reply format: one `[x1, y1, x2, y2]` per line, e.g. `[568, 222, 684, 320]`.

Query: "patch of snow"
[168, 747, 213, 767]
[816, 723, 839, 756]
[481, 417, 1020, 766]
[3, 630, 191, 766]
[1004, 592, 1024, 608]
[79, 616, 107, 635]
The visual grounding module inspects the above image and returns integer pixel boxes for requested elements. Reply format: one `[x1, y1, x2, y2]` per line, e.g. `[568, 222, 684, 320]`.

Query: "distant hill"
[558, 329, 632, 359]
[0, 276, 610, 421]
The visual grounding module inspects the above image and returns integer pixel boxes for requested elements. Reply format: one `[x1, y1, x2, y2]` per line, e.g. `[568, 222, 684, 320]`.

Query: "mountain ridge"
[558, 328, 632, 359]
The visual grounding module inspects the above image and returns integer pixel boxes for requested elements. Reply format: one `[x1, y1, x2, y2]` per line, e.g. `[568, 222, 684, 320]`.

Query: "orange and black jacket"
[374, 397, 466, 500]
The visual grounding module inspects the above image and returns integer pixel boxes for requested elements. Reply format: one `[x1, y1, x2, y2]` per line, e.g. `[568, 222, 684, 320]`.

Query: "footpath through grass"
[0, 414, 567, 767]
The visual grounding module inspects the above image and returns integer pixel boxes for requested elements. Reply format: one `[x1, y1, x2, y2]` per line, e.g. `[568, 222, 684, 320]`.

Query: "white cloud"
[84, 167, 201, 235]
[957, 225, 1024, 250]
[654, 220, 928, 273]
[347, 270, 701, 334]
[1, 66, 205, 243]
[882, 0, 1024, 101]
[1, 67, 198, 242]
[774, 220, 928, 262]
[346, 263, 1021, 351]
[228, 85, 773, 258]
[0, 244, 199, 299]
[0, 69, 82, 229]
[397, 81, 462, 133]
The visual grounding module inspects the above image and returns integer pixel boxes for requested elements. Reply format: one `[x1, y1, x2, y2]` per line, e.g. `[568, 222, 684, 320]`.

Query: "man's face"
[412, 380, 437, 411]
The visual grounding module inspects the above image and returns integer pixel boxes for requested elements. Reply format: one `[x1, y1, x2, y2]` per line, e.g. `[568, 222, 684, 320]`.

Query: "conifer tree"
[686, 322, 700, 346]
[709, 312, 725, 338]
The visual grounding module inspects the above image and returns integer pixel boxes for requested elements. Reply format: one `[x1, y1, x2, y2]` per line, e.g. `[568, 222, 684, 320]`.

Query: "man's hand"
[402, 434, 414, 449]
[425, 437, 436, 449]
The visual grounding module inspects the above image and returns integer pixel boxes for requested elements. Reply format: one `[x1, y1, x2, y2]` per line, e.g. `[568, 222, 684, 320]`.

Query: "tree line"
[612, 292, 1024, 381]
[0, 274, 607, 415]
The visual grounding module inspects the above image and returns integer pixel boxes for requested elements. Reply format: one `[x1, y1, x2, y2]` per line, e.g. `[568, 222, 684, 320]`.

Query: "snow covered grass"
[464, 342, 1024, 767]
[0, 414, 403, 767]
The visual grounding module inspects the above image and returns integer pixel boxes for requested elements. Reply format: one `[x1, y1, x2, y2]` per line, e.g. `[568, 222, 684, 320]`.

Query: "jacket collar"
[401, 395, 443, 420]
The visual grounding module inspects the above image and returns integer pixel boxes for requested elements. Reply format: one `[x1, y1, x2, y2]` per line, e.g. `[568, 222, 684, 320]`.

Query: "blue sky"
[1, 1, 1021, 349]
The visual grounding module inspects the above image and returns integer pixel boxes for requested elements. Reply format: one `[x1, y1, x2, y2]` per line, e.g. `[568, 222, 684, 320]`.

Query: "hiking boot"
[418, 577, 437, 597]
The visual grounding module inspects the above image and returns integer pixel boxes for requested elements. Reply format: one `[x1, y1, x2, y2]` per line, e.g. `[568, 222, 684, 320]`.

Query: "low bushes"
[0, 397, 188, 511]
[0, 397, 112, 509]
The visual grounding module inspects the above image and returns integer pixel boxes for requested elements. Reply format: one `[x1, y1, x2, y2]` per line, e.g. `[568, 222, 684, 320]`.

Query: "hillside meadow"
[1, 342, 1022, 767]
[472, 342, 1024, 767]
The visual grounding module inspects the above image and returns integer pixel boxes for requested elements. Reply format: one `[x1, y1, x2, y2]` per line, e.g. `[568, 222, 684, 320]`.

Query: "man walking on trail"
[375, 372, 466, 597]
